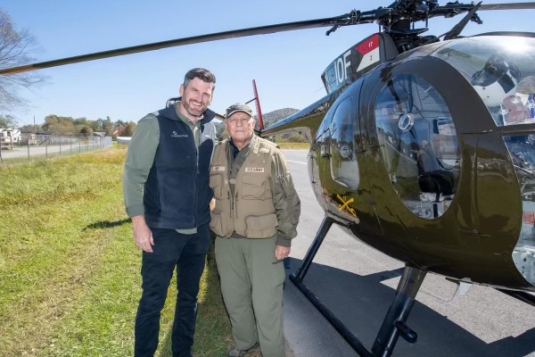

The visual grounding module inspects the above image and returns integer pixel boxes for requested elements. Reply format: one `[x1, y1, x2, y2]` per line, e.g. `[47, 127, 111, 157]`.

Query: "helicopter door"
[313, 80, 363, 220]
[328, 96, 360, 190]
[320, 93, 362, 223]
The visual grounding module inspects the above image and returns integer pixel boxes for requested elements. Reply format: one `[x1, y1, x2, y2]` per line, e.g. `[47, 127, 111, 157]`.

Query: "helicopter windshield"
[431, 36, 535, 285]
[375, 74, 460, 220]
[432, 36, 535, 127]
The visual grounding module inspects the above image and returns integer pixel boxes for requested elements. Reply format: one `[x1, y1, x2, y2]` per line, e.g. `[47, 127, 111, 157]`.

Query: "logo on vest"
[245, 167, 264, 173]
[171, 131, 188, 138]
[211, 165, 226, 172]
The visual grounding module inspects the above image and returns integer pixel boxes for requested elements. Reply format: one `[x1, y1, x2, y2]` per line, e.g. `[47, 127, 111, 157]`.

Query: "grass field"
[0, 146, 232, 357]
[275, 142, 309, 150]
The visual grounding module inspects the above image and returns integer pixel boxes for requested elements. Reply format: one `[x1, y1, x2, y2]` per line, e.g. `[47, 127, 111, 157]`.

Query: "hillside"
[216, 107, 300, 140]
[259, 108, 300, 128]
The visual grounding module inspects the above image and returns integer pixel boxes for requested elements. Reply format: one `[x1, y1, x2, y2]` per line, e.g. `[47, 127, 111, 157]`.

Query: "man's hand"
[274, 245, 290, 261]
[210, 198, 216, 211]
[131, 215, 154, 253]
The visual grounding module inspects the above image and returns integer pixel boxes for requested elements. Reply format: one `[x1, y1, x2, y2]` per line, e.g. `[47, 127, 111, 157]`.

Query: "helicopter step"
[290, 216, 427, 357]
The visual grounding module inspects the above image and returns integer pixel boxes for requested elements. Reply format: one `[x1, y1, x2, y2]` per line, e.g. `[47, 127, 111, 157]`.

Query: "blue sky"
[2, 0, 535, 125]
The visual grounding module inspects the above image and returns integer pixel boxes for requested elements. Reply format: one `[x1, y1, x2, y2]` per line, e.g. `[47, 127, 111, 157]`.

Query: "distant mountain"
[259, 108, 300, 128]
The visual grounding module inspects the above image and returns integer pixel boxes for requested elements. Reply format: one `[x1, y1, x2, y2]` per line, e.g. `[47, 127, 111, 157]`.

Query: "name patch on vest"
[245, 167, 264, 173]
[211, 165, 226, 172]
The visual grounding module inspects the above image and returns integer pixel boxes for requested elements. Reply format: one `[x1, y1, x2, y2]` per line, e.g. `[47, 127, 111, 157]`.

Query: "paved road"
[0, 142, 108, 160]
[281, 149, 535, 357]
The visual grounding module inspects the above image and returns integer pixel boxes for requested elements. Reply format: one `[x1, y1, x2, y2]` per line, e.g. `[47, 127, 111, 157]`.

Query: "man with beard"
[123, 68, 217, 357]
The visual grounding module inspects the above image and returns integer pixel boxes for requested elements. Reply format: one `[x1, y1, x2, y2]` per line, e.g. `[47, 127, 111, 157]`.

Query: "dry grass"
[275, 142, 309, 150]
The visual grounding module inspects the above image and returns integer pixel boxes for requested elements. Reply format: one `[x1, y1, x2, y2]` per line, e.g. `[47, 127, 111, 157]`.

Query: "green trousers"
[215, 236, 286, 357]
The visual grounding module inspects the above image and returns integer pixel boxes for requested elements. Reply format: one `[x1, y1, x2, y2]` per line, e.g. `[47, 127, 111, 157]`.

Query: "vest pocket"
[245, 213, 278, 238]
[210, 173, 224, 200]
[241, 174, 271, 200]
[210, 208, 232, 238]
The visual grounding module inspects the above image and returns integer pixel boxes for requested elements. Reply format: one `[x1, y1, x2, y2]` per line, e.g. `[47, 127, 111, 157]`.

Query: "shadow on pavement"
[283, 257, 535, 357]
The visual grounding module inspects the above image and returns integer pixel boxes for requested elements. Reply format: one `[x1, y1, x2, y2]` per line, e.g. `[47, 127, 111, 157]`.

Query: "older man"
[210, 103, 301, 357]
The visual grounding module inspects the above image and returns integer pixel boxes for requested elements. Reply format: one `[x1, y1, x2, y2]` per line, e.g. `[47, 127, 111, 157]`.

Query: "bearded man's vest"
[143, 106, 214, 229]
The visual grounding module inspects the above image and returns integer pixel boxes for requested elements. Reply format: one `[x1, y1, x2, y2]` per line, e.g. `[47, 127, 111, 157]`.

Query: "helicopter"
[2, 1, 535, 356]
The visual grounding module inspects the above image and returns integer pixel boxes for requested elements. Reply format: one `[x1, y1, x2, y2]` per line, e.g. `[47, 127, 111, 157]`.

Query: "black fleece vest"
[143, 106, 215, 229]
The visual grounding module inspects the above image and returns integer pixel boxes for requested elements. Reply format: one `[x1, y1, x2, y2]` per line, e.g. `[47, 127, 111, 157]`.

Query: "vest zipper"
[193, 143, 199, 222]
[234, 192, 239, 219]
[196, 149, 200, 175]
[229, 190, 233, 216]
[193, 136, 198, 225]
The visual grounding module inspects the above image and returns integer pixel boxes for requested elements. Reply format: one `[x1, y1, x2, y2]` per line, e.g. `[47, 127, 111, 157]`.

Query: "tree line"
[0, 114, 137, 137]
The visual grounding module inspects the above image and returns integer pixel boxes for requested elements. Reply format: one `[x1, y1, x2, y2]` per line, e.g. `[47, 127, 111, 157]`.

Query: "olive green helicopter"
[2, 1, 535, 356]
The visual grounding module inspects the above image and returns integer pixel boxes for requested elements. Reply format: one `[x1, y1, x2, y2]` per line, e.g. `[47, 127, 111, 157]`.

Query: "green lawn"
[0, 147, 231, 357]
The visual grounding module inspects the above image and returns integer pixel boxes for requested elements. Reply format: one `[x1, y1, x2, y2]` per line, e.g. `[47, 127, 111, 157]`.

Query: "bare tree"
[0, 7, 46, 112]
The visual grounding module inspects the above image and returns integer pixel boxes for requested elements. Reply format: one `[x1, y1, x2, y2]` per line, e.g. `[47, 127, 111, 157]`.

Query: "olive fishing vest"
[210, 138, 278, 238]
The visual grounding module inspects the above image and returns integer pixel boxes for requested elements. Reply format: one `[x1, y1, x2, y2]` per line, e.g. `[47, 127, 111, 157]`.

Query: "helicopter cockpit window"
[329, 97, 359, 189]
[432, 37, 535, 127]
[375, 74, 461, 219]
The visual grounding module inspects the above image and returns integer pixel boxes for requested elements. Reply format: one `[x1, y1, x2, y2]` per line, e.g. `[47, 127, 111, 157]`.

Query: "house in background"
[0, 128, 21, 149]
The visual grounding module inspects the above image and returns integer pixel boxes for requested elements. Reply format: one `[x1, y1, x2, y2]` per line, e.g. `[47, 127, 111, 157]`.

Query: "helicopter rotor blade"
[478, 2, 535, 11]
[0, 12, 363, 76]
[2, 1, 534, 76]
[417, 1, 535, 23]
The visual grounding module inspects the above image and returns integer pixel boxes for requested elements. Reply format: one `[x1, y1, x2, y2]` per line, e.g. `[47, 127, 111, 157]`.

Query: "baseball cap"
[225, 103, 253, 118]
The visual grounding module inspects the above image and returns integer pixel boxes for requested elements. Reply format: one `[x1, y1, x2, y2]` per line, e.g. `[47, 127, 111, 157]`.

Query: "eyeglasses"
[226, 117, 252, 126]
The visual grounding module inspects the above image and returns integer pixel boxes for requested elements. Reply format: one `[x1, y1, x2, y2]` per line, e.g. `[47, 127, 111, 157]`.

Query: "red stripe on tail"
[356, 33, 379, 55]
[252, 79, 264, 130]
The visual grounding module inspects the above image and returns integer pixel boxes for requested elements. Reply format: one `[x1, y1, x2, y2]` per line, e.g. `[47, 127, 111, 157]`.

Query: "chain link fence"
[0, 134, 114, 163]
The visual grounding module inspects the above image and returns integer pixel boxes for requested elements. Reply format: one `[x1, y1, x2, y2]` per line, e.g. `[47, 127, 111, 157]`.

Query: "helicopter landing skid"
[289, 216, 428, 357]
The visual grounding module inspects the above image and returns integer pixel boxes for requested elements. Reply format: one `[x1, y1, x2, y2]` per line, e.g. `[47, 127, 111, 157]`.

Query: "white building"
[0, 128, 21, 149]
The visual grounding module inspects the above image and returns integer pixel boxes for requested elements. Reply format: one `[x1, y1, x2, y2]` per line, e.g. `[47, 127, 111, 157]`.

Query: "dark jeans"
[134, 224, 211, 357]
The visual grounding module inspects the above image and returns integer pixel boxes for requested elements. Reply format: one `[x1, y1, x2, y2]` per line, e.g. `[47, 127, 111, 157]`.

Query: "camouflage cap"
[225, 103, 253, 119]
